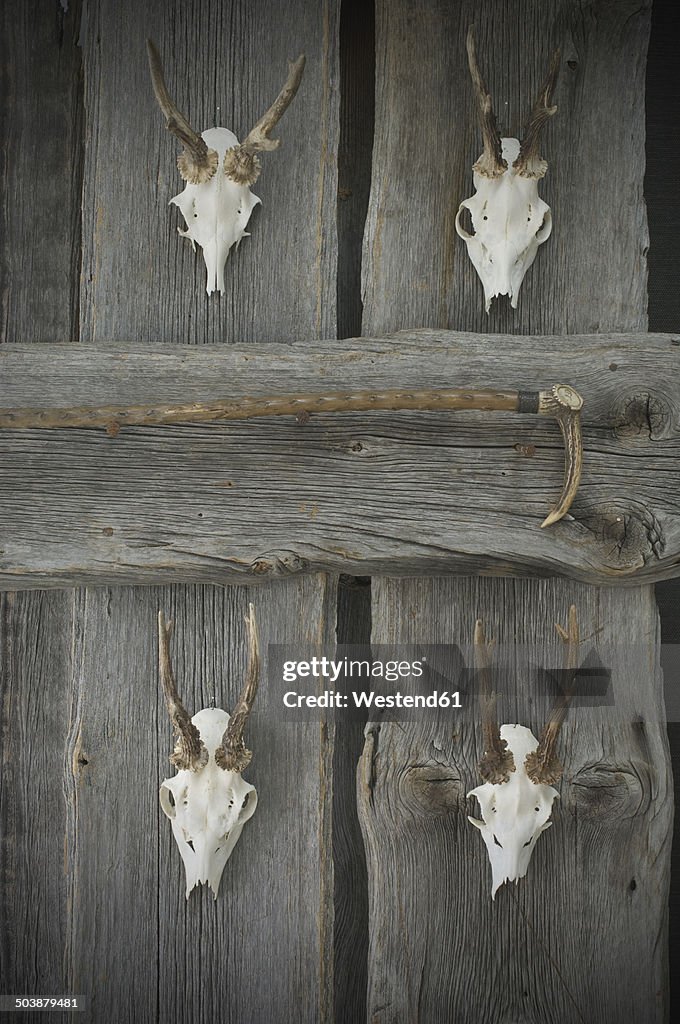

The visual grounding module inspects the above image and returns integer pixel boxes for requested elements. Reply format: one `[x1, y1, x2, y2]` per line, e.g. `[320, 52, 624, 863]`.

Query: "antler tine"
[475, 619, 515, 784]
[466, 27, 506, 179]
[158, 610, 208, 771]
[223, 55, 306, 186]
[215, 604, 261, 772]
[525, 605, 579, 784]
[146, 39, 218, 185]
[513, 47, 561, 179]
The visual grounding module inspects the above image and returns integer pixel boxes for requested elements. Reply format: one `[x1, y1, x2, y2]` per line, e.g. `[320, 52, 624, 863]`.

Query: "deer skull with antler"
[468, 607, 579, 898]
[456, 28, 560, 312]
[147, 40, 305, 295]
[158, 604, 260, 899]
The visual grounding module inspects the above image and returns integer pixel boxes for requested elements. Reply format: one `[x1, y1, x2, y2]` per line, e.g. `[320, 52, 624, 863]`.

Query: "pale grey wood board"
[359, 0, 671, 1021]
[358, 578, 672, 1024]
[0, 333, 678, 587]
[0, 1, 341, 1022]
[0, 0, 83, 345]
[362, 0, 650, 340]
[78, 0, 338, 345]
[0, 4, 83, 1019]
[61, 578, 335, 1024]
[0, 592, 72, 999]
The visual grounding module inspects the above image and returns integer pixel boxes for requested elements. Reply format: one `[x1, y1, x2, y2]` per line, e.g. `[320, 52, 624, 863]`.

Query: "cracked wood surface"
[358, 580, 672, 1024]
[357, 1, 672, 1023]
[0, 2, 339, 1023]
[0, 331, 679, 589]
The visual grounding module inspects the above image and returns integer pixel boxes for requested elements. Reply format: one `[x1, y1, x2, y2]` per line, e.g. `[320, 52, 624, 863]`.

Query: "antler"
[513, 47, 561, 179]
[146, 39, 219, 185]
[223, 55, 306, 186]
[525, 605, 579, 784]
[475, 619, 515, 784]
[158, 610, 209, 771]
[466, 27, 506, 179]
[215, 604, 260, 772]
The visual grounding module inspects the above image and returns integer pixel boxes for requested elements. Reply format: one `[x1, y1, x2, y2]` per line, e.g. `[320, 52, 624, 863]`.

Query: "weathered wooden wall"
[357, 1, 673, 1022]
[1, 0, 678, 1022]
[1, 332, 679, 588]
[1, 2, 339, 1022]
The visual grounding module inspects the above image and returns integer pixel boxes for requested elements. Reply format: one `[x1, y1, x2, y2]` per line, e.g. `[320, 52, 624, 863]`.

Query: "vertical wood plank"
[362, 0, 650, 339]
[79, 0, 338, 344]
[64, 587, 159, 1023]
[0, 592, 73, 1004]
[71, 1, 340, 1021]
[359, 1, 671, 1021]
[2, 0, 340, 1020]
[360, 579, 672, 1023]
[0, 3, 83, 1016]
[63, 578, 334, 1024]
[0, 0, 83, 345]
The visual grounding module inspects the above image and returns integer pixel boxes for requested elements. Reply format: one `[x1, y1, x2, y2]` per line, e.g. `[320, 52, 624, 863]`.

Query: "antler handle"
[0, 383, 584, 526]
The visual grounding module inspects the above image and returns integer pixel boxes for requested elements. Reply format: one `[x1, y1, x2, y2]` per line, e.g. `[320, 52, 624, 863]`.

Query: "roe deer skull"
[468, 610, 579, 898]
[456, 28, 560, 312]
[158, 604, 260, 899]
[147, 40, 305, 295]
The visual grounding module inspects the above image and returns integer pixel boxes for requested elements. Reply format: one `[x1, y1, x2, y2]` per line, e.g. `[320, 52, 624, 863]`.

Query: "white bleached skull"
[468, 724, 559, 899]
[169, 128, 262, 296]
[456, 28, 560, 312]
[158, 605, 260, 899]
[468, 610, 579, 898]
[147, 40, 305, 295]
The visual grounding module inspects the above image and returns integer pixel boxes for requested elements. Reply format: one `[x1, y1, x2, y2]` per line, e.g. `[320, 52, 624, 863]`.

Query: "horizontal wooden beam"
[1, 329, 678, 589]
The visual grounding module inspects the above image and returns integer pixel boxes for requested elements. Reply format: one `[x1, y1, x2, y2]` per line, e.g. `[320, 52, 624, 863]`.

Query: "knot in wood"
[568, 760, 651, 821]
[399, 762, 463, 818]
[578, 501, 665, 571]
[611, 390, 673, 442]
[250, 549, 309, 576]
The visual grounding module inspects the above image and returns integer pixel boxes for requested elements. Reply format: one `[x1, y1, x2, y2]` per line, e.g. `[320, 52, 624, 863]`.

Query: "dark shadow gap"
[647, 0, 680, 1013]
[333, 0, 376, 1017]
[336, 0, 375, 342]
[333, 575, 371, 1024]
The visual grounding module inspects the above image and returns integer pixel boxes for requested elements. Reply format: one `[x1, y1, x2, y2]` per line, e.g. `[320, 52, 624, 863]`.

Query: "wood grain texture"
[0, 332, 678, 588]
[0, 7, 83, 1021]
[0, 592, 73, 1001]
[78, 0, 338, 344]
[0, 0, 83, 345]
[1, 2, 340, 1022]
[61, 578, 334, 1024]
[362, 0, 650, 339]
[358, 579, 672, 1024]
[359, 1, 671, 1022]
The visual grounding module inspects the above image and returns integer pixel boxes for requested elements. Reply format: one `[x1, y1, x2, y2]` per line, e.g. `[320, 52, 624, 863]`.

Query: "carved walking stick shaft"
[0, 383, 583, 526]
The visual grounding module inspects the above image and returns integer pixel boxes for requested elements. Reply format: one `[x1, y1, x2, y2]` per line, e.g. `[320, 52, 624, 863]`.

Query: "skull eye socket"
[535, 211, 553, 243]
[159, 784, 178, 820]
[455, 204, 475, 239]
